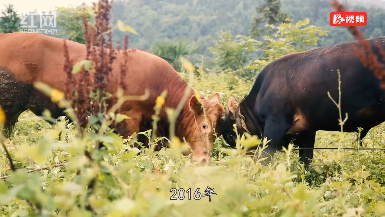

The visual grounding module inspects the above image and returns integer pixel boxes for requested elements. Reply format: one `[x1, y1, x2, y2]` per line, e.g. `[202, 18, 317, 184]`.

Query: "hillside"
[109, 0, 385, 56]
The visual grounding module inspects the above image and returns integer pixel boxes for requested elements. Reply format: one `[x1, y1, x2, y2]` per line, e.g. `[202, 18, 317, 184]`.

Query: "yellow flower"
[51, 89, 65, 103]
[58, 101, 65, 108]
[180, 57, 195, 72]
[0, 106, 5, 125]
[195, 92, 201, 102]
[155, 96, 165, 108]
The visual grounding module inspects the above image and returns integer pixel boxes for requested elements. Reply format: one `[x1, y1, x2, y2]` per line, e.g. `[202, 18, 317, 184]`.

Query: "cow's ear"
[189, 95, 203, 115]
[208, 93, 221, 104]
[227, 96, 239, 114]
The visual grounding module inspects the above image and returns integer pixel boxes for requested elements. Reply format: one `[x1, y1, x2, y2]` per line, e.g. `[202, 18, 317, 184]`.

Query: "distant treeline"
[108, 0, 385, 56]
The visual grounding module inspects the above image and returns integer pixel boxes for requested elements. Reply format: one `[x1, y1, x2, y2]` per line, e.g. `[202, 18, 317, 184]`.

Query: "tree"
[370, 28, 383, 39]
[55, 5, 94, 44]
[208, 31, 259, 76]
[209, 18, 328, 80]
[250, 18, 328, 74]
[0, 4, 20, 33]
[151, 39, 201, 71]
[250, 0, 290, 38]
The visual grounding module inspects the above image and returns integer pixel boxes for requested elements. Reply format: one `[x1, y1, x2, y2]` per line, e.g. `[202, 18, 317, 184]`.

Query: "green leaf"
[148, 195, 167, 215]
[117, 20, 139, 35]
[260, 181, 277, 191]
[0, 185, 24, 204]
[238, 135, 261, 150]
[17, 187, 35, 200]
[293, 184, 307, 200]
[61, 182, 83, 193]
[112, 198, 135, 214]
[194, 165, 224, 176]
[33, 82, 54, 97]
[99, 135, 114, 144]
[27, 140, 51, 165]
[121, 152, 138, 160]
[375, 201, 385, 216]
[116, 114, 130, 123]
[276, 163, 287, 173]
[72, 60, 93, 74]
[8, 170, 28, 185]
[68, 210, 93, 217]
[89, 196, 110, 209]
[110, 133, 124, 149]
[88, 115, 99, 125]
[319, 31, 328, 36]
[0, 182, 7, 194]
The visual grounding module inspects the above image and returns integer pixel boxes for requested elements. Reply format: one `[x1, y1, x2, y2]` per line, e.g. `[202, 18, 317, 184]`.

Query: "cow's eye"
[227, 134, 235, 141]
[202, 123, 208, 129]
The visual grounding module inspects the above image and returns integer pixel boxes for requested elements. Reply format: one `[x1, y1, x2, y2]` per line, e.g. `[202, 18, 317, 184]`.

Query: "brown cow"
[0, 32, 224, 163]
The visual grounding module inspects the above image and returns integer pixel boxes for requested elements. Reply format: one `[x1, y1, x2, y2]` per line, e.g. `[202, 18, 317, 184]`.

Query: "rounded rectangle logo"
[330, 12, 367, 26]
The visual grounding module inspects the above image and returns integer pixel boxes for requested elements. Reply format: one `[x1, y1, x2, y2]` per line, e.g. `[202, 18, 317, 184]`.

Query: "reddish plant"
[62, 0, 130, 128]
[330, 0, 385, 90]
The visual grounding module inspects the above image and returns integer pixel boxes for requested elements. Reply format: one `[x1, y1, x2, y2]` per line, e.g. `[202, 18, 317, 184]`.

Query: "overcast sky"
[3, 0, 95, 14]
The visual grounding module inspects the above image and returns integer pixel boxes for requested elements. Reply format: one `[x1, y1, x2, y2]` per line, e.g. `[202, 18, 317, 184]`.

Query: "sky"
[4, 0, 385, 14]
[3, 0, 95, 14]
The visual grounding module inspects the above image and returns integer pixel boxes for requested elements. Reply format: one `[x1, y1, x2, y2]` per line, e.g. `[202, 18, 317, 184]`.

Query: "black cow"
[218, 36, 385, 169]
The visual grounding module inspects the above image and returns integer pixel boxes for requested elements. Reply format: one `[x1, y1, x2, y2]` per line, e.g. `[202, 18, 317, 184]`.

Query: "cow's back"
[0, 33, 86, 89]
[0, 32, 183, 102]
[110, 48, 188, 104]
[0, 32, 188, 125]
[254, 36, 385, 132]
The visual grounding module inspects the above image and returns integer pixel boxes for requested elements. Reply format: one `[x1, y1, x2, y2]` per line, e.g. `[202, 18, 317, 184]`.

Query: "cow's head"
[217, 96, 245, 148]
[186, 93, 224, 164]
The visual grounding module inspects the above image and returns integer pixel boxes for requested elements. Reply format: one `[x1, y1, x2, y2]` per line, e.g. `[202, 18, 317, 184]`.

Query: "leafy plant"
[209, 18, 328, 80]
[250, 0, 291, 37]
[208, 31, 260, 77]
[55, 5, 95, 44]
[151, 39, 201, 71]
[0, 4, 20, 33]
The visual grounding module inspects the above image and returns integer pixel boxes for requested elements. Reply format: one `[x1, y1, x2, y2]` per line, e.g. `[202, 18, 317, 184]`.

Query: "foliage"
[95, 0, 385, 59]
[280, 0, 385, 48]
[250, 0, 290, 38]
[369, 28, 383, 39]
[1, 71, 385, 216]
[209, 18, 328, 79]
[1, 0, 385, 216]
[151, 39, 201, 71]
[252, 18, 328, 64]
[0, 4, 20, 33]
[208, 31, 260, 75]
[55, 5, 94, 43]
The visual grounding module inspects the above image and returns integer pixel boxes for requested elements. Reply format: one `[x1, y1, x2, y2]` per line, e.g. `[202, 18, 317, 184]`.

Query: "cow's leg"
[281, 134, 294, 150]
[3, 111, 25, 138]
[28, 102, 67, 141]
[294, 132, 316, 170]
[248, 133, 291, 152]
[255, 113, 293, 166]
[0, 67, 33, 138]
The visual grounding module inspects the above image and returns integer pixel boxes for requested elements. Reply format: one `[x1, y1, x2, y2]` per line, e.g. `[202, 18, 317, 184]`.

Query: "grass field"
[1, 70, 385, 216]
